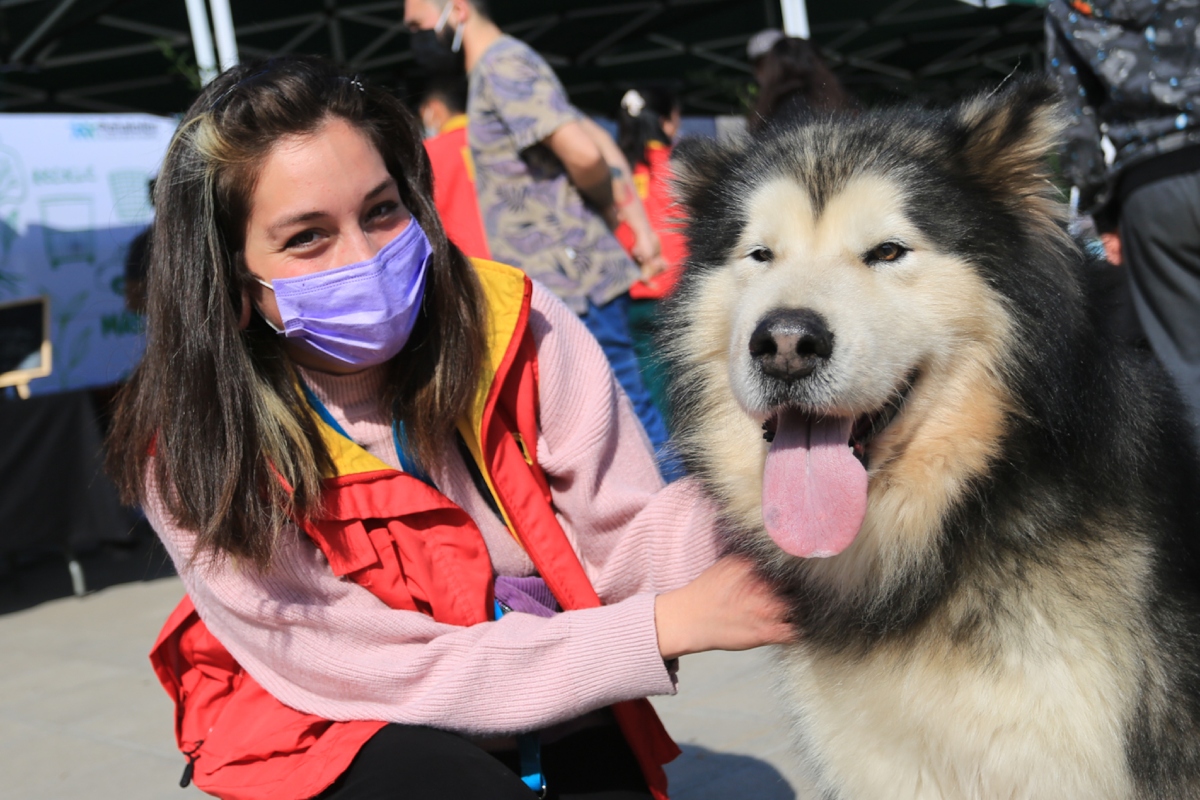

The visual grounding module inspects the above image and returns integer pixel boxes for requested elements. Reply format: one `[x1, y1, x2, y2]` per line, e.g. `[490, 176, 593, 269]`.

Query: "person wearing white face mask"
[418, 77, 460, 140]
[105, 56, 793, 800]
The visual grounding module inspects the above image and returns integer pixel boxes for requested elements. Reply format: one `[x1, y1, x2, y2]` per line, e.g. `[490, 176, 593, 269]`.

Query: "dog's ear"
[670, 136, 742, 214]
[951, 78, 1066, 206]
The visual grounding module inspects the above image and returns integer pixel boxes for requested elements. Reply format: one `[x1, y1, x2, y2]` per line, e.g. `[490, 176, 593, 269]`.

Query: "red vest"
[150, 260, 679, 800]
[424, 115, 492, 261]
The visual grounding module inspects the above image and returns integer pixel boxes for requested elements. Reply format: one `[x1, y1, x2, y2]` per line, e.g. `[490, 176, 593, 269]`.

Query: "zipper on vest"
[179, 741, 203, 788]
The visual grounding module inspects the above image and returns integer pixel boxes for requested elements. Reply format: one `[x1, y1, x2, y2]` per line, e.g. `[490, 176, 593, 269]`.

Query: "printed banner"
[0, 114, 175, 394]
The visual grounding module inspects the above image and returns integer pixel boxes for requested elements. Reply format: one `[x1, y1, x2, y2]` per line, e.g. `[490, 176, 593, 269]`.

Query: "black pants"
[1122, 169, 1200, 444]
[316, 723, 652, 800]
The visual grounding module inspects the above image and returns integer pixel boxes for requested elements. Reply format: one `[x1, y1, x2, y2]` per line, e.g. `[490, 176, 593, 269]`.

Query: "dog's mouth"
[762, 370, 917, 466]
[757, 371, 918, 560]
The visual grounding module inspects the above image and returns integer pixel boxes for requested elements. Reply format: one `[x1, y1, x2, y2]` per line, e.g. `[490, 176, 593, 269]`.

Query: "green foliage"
[157, 39, 202, 92]
[682, 69, 756, 115]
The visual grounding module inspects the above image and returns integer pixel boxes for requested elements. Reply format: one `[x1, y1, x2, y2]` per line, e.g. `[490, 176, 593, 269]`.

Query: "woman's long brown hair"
[106, 56, 486, 570]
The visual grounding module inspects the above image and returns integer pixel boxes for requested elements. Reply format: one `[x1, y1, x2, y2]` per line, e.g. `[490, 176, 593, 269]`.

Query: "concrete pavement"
[0, 555, 812, 799]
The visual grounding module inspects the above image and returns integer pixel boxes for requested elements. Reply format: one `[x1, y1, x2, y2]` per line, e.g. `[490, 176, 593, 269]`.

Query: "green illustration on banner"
[41, 287, 90, 387]
[0, 137, 28, 297]
[108, 170, 153, 222]
[40, 195, 96, 267]
[64, 327, 92, 384]
[32, 166, 95, 186]
[101, 310, 143, 336]
[0, 138, 28, 206]
[0, 208, 20, 297]
[93, 237, 131, 295]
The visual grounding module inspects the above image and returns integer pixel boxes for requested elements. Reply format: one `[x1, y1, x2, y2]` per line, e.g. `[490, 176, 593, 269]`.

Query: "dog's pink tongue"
[762, 411, 868, 558]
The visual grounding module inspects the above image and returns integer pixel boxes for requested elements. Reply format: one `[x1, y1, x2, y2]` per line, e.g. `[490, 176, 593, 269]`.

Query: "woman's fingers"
[654, 556, 795, 660]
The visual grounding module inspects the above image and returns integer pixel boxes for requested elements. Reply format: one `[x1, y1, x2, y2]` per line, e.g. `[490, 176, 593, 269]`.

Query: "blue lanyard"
[305, 381, 544, 795]
[493, 599, 548, 797]
[300, 381, 434, 487]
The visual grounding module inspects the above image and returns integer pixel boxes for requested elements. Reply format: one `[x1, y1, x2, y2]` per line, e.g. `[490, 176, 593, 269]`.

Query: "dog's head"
[667, 80, 1074, 590]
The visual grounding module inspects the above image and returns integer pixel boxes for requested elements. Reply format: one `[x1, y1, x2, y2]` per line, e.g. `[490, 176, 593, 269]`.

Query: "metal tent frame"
[0, 0, 1047, 115]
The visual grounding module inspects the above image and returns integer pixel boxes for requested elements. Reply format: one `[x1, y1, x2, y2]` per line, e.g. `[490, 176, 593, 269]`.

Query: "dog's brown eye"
[865, 242, 908, 264]
[749, 246, 773, 263]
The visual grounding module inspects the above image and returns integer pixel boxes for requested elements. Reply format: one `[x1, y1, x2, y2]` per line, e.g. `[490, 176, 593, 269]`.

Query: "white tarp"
[0, 114, 175, 394]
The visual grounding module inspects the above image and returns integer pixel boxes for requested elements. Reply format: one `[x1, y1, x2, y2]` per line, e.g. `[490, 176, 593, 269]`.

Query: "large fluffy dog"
[664, 81, 1200, 798]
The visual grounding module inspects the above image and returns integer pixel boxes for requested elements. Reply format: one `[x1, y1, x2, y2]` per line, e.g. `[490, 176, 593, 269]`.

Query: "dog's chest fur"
[778, 588, 1144, 799]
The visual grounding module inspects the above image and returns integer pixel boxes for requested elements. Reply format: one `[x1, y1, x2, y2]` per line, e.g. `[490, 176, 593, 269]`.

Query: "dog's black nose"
[749, 308, 834, 380]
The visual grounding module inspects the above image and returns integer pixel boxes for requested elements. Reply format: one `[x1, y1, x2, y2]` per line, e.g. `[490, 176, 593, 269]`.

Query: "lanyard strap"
[306, 380, 543, 794]
[493, 599, 548, 797]
[299, 381, 434, 487]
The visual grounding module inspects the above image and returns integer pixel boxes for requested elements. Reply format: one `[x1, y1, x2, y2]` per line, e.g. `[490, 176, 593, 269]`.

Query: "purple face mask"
[256, 218, 431, 368]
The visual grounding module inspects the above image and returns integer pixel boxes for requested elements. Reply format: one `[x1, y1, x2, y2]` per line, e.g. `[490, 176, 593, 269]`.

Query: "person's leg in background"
[626, 297, 673, 429]
[1120, 170, 1200, 447]
[582, 294, 684, 481]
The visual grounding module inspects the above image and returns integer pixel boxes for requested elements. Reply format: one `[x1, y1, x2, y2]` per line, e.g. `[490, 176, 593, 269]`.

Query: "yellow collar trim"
[309, 259, 529, 522]
[440, 114, 469, 134]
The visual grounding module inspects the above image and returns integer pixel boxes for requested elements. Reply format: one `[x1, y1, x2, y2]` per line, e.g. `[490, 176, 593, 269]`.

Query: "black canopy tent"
[0, 0, 1050, 584]
[0, 0, 1047, 116]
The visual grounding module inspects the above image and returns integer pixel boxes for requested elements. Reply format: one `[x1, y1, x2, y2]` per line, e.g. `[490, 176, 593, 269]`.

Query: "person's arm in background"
[545, 121, 663, 280]
[578, 117, 665, 281]
[1100, 231, 1122, 265]
[481, 39, 663, 281]
[544, 120, 616, 218]
[475, 40, 618, 226]
[1045, 2, 1109, 214]
[1046, 3, 1122, 263]
[544, 120, 663, 282]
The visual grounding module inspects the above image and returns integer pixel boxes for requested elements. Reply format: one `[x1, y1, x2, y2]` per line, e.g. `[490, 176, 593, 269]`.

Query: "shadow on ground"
[667, 744, 797, 799]
[0, 519, 176, 615]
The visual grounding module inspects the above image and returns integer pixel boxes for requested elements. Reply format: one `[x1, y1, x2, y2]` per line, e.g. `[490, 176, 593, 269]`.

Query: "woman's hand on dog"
[654, 556, 795, 660]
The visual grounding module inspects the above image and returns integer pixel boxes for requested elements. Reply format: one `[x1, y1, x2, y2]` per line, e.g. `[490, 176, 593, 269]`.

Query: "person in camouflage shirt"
[404, 0, 681, 480]
[1047, 0, 1200, 441]
[466, 38, 638, 314]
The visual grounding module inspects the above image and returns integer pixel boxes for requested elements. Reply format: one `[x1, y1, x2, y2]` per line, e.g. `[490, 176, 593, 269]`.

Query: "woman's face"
[243, 116, 411, 371]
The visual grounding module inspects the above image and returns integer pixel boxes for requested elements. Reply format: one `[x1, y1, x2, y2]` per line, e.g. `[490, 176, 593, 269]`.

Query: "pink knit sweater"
[146, 281, 723, 737]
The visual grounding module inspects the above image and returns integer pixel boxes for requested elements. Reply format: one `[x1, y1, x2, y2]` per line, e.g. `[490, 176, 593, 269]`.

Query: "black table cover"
[0, 389, 130, 560]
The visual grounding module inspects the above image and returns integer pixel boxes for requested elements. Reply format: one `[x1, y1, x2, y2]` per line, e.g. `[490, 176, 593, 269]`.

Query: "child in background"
[419, 77, 490, 260]
[615, 87, 686, 424]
